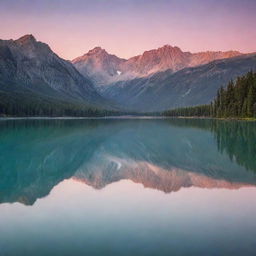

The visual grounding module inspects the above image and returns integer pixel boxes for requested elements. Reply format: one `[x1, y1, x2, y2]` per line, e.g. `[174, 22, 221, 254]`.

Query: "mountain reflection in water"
[0, 118, 256, 205]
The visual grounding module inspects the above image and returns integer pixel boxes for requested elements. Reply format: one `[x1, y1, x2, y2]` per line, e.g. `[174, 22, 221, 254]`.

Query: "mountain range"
[1, 34, 256, 113]
[102, 54, 256, 111]
[72, 44, 242, 86]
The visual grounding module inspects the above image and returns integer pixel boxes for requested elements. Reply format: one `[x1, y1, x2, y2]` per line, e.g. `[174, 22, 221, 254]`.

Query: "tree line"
[163, 71, 256, 118]
[162, 104, 211, 117]
[0, 90, 120, 117]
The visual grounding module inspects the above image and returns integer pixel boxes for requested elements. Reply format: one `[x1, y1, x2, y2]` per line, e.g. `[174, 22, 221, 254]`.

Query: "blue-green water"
[0, 118, 256, 256]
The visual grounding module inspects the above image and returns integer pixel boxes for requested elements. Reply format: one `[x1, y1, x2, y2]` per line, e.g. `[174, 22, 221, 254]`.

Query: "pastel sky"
[0, 0, 255, 60]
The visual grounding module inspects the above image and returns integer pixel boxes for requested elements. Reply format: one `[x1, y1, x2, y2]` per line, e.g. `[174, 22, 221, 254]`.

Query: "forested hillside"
[0, 90, 117, 117]
[164, 71, 256, 119]
[213, 71, 256, 118]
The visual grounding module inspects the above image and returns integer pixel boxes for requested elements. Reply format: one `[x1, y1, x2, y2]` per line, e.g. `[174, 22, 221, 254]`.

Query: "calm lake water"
[0, 118, 256, 256]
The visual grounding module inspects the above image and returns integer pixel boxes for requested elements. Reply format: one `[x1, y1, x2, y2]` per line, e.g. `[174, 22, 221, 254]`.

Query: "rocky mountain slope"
[72, 47, 126, 86]
[0, 35, 108, 108]
[101, 54, 256, 111]
[73, 44, 242, 85]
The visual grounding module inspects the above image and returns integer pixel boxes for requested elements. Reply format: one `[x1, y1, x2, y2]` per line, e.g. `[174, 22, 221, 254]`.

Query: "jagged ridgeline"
[164, 71, 256, 118]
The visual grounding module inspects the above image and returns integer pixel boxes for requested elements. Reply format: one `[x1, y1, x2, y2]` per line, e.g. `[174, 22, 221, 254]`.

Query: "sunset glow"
[1, 0, 255, 60]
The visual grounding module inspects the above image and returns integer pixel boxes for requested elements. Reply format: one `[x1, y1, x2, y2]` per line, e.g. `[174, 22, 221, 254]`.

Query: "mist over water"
[0, 118, 256, 255]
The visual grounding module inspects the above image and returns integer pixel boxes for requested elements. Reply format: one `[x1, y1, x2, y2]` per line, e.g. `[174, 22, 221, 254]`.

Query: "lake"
[0, 118, 256, 256]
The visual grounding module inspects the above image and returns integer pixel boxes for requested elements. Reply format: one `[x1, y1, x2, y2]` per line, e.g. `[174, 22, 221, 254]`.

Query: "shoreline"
[0, 116, 168, 121]
[0, 116, 255, 121]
